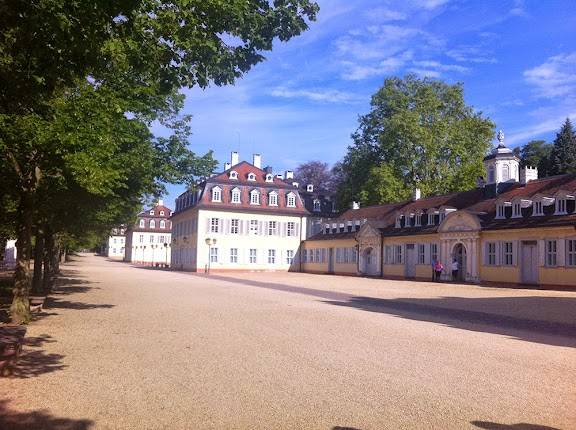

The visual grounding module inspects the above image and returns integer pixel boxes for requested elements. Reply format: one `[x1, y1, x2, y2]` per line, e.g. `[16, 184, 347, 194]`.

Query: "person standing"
[452, 258, 459, 281]
[431, 258, 437, 281]
[434, 260, 443, 282]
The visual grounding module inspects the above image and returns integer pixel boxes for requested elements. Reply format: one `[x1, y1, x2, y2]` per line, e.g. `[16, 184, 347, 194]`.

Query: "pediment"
[438, 211, 481, 233]
[357, 222, 380, 238]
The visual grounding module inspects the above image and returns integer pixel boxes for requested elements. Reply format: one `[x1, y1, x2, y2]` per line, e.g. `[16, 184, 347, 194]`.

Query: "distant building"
[171, 152, 308, 272]
[301, 131, 576, 288]
[104, 227, 126, 259]
[1, 239, 17, 269]
[124, 201, 173, 266]
[298, 182, 339, 237]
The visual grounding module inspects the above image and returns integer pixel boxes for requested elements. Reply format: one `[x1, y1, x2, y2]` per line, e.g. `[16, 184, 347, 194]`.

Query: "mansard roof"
[209, 161, 295, 188]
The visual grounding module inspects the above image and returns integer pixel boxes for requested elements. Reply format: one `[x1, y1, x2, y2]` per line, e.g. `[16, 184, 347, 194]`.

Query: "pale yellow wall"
[382, 235, 438, 278]
[301, 238, 357, 274]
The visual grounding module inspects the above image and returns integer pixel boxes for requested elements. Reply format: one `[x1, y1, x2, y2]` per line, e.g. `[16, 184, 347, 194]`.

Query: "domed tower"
[483, 130, 520, 191]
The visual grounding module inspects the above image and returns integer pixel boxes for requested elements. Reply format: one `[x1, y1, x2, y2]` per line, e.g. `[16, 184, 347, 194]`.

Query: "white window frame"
[268, 191, 278, 206]
[286, 192, 296, 208]
[211, 186, 222, 202]
[250, 190, 260, 205]
[139, 219, 145, 228]
[231, 188, 241, 204]
[486, 242, 497, 266]
[430, 243, 438, 263]
[160, 220, 166, 229]
[268, 221, 277, 236]
[249, 248, 257, 264]
[231, 219, 239, 235]
[313, 199, 321, 212]
[229, 170, 238, 180]
[496, 204, 506, 219]
[286, 250, 294, 264]
[265, 173, 274, 183]
[555, 198, 567, 215]
[249, 219, 259, 235]
[503, 241, 513, 266]
[512, 202, 522, 218]
[394, 245, 402, 264]
[210, 247, 218, 263]
[417, 244, 425, 265]
[268, 249, 276, 264]
[160, 210, 165, 216]
[567, 239, 576, 267]
[287, 222, 295, 237]
[546, 240, 557, 267]
[247, 173, 256, 181]
[230, 248, 238, 264]
[533, 200, 543, 216]
[149, 210, 155, 215]
[150, 220, 156, 229]
[210, 218, 219, 233]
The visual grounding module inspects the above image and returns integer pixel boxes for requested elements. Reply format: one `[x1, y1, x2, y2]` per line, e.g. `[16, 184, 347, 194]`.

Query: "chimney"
[352, 201, 360, 210]
[285, 170, 294, 180]
[520, 166, 538, 185]
[158, 199, 164, 206]
[306, 184, 314, 192]
[224, 162, 231, 170]
[412, 188, 421, 201]
[476, 176, 486, 188]
[292, 181, 299, 188]
[253, 153, 262, 168]
[231, 151, 239, 166]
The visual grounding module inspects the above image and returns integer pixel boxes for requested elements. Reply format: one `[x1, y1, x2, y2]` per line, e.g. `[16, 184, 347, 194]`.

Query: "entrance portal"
[452, 243, 467, 281]
[362, 247, 377, 276]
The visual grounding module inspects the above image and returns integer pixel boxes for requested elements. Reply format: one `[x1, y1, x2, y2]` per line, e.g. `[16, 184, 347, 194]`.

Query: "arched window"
[211, 186, 222, 202]
[231, 187, 241, 204]
[286, 192, 296, 207]
[229, 170, 238, 179]
[313, 199, 321, 212]
[160, 220, 166, 229]
[150, 220, 156, 229]
[139, 219, 145, 228]
[268, 191, 278, 206]
[265, 173, 274, 183]
[250, 189, 260, 205]
[502, 164, 510, 181]
[247, 173, 256, 181]
[488, 166, 495, 183]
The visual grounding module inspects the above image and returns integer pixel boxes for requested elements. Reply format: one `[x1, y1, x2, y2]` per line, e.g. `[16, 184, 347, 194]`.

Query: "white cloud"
[365, 7, 407, 22]
[506, 112, 576, 146]
[270, 87, 362, 103]
[340, 51, 414, 80]
[407, 68, 441, 79]
[446, 45, 497, 64]
[524, 52, 576, 98]
[412, 60, 470, 73]
[412, 0, 450, 10]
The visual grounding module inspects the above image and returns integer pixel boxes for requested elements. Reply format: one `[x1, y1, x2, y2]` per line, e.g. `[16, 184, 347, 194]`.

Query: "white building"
[1, 239, 17, 269]
[104, 227, 126, 259]
[171, 152, 308, 272]
[124, 201, 172, 266]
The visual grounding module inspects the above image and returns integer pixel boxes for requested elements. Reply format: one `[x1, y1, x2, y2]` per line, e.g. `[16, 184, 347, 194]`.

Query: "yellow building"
[302, 136, 576, 288]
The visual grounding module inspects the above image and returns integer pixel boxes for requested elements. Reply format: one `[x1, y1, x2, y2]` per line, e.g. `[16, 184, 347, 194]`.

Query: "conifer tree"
[549, 118, 576, 175]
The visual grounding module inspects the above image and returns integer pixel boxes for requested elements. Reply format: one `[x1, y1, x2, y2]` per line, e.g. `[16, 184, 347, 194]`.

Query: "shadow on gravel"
[0, 400, 93, 429]
[8, 334, 66, 379]
[201, 275, 576, 348]
[471, 420, 560, 430]
[44, 297, 114, 311]
[333, 427, 363, 430]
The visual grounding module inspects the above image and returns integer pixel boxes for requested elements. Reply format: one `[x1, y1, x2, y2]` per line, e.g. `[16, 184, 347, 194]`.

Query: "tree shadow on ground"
[6, 334, 66, 379]
[201, 274, 576, 348]
[44, 297, 114, 311]
[0, 400, 93, 429]
[471, 420, 560, 430]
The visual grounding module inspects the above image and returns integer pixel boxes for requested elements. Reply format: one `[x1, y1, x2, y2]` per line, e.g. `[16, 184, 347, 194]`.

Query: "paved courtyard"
[1, 254, 575, 430]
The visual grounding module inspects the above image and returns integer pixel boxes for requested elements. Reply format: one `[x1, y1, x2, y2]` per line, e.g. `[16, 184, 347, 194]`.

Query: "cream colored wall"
[480, 227, 576, 286]
[128, 231, 172, 265]
[301, 238, 357, 274]
[195, 209, 306, 271]
[171, 208, 200, 270]
[382, 235, 438, 278]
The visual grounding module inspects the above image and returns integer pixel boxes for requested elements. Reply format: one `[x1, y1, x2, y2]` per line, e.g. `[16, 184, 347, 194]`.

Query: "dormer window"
[160, 210, 165, 216]
[211, 186, 222, 202]
[139, 219, 145, 228]
[269, 191, 278, 206]
[512, 202, 522, 218]
[250, 189, 260, 205]
[313, 199, 321, 212]
[496, 204, 506, 219]
[150, 220, 156, 229]
[229, 170, 238, 180]
[427, 210, 437, 225]
[415, 213, 422, 227]
[160, 220, 166, 229]
[149, 210, 154, 215]
[265, 173, 273, 183]
[395, 215, 402, 228]
[286, 192, 296, 207]
[533, 201, 543, 216]
[247, 173, 256, 181]
[555, 198, 567, 215]
[231, 187, 241, 204]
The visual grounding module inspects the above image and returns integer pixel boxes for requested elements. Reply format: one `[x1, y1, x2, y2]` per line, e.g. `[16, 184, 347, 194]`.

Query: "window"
[418, 244, 425, 264]
[488, 166, 495, 183]
[502, 164, 510, 181]
[268, 221, 277, 235]
[385, 246, 392, 264]
[139, 235, 144, 243]
[268, 249, 276, 264]
[210, 218, 219, 233]
[313, 199, 321, 212]
[230, 248, 238, 263]
[269, 192, 278, 206]
[394, 245, 403, 264]
[503, 242, 513, 265]
[211, 186, 222, 202]
[315, 248, 321, 263]
[287, 222, 295, 237]
[231, 188, 241, 204]
[555, 198, 567, 215]
[150, 220, 156, 229]
[546, 240, 557, 267]
[113, 238, 117, 244]
[512, 203, 522, 218]
[150, 210, 155, 215]
[150, 235, 154, 243]
[286, 250, 294, 264]
[302, 249, 308, 263]
[249, 249, 257, 264]
[229, 170, 238, 179]
[395, 215, 402, 228]
[427, 212, 436, 226]
[139, 219, 145, 228]
[160, 220, 166, 229]
[160, 211, 165, 216]
[533, 201, 543, 216]
[567, 240, 576, 267]
[250, 190, 260, 205]
[265, 173, 273, 182]
[231, 219, 239, 234]
[486, 242, 496, 265]
[210, 247, 218, 263]
[430, 243, 438, 263]
[496, 204, 506, 219]
[415, 213, 422, 227]
[286, 193, 296, 207]
[247, 173, 256, 181]
[250, 220, 258, 235]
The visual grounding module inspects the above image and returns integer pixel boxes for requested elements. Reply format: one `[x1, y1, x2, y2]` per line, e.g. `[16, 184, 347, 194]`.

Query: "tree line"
[0, 0, 319, 324]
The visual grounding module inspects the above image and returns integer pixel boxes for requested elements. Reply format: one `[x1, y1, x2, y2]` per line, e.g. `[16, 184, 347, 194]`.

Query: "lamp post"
[143, 245, 147, 265]
[151, 244, 156, 267]
[205, 237, 217, 274]
[164, 242, 169, 268]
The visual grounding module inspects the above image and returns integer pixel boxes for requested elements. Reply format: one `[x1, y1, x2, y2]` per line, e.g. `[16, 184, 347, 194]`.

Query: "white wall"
[128, 232, 172, 265]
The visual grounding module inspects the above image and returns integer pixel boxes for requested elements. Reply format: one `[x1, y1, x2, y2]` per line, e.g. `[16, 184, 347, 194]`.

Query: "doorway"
[362, 247, 375, 275]
[521, 241, 538, 284]
[405, 244, 416, 278]
[328, 248, 334, 274]
[453, 243, 467, 281]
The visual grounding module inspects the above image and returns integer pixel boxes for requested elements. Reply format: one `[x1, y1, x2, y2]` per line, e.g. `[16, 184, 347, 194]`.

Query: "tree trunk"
[32, 228, 44, 294]
[10, 192, 34, 324]
[43, 230, 54, 292]
[0, 236, 7, 262]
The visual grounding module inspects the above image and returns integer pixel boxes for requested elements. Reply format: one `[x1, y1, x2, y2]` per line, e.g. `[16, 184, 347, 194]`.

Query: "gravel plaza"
[1, 254, 575, 430]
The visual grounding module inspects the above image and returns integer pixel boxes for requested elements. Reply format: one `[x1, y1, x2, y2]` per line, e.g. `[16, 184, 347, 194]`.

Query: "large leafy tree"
[1, 0, 318, 323]
[336, 75, 495, 208]
[294, 161, 337, 194]
[516, 140, 553, 177]
[549, 118, 576, 175]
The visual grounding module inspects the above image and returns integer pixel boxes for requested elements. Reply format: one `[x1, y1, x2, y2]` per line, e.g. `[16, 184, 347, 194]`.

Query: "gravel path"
[1, 254, 575, 430]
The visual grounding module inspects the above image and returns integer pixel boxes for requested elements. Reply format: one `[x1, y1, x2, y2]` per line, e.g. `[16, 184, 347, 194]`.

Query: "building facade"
[104, 227, 126, 259]
[301, 133, 576, 288]
[124, 201, 172, 266]
[170, 152, 308, 272]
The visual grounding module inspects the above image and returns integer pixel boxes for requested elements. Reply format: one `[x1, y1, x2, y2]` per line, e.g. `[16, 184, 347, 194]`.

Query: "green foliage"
[336, 75, 495, 208]
[517, 140, 553, 177]
[294, 161, 337, 194]
[549, 118, 576, 175]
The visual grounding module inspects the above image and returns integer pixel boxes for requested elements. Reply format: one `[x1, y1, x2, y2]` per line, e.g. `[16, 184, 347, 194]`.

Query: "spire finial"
[497, 129, 505, 145]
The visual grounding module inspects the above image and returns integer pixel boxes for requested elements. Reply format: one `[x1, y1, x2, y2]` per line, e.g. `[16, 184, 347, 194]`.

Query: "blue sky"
[156, 0, 576, 209]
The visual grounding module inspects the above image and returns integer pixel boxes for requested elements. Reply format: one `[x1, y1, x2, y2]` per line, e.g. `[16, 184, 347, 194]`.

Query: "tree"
[549, 118, 576, 175]
[517, 140, 553, 177]
[294, 161, 336, 194]
[335, 75, 494, 208]
[1, 0, 318, 323]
